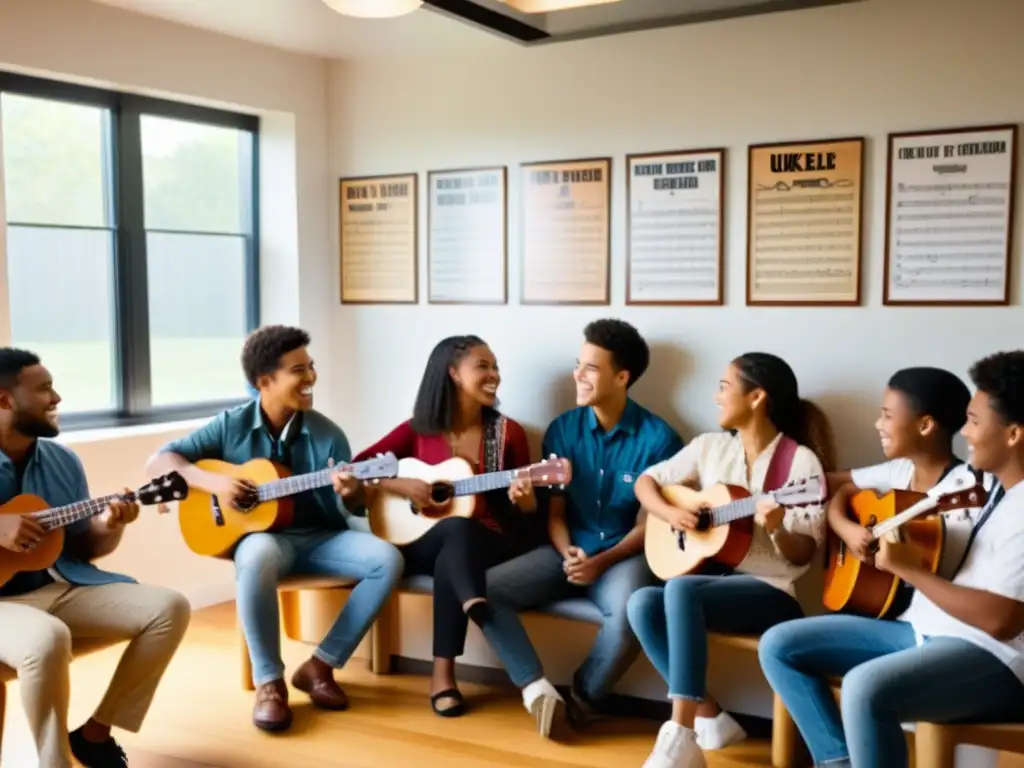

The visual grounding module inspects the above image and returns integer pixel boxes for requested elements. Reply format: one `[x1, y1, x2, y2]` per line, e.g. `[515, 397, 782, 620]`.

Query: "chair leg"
[239, 615, 255, 692]
[914, 723, 957, 768]
[772, 693, 810, 767]
[371, 594, 397, 675]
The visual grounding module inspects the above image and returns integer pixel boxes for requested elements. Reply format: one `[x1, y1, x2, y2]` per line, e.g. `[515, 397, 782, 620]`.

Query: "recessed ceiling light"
[321, 0, 423, 18]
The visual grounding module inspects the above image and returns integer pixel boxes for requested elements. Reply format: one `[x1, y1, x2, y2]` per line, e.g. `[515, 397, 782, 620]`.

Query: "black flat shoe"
[430, 688, 467, 717]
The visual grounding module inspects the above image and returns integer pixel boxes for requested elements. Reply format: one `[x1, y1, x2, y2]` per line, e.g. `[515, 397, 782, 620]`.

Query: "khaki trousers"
[0, 582, 191, 768]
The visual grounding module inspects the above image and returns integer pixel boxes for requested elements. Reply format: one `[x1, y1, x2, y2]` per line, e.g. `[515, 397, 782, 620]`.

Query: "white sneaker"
[641, 721, 706, 768]
[695, 711, 747, 750]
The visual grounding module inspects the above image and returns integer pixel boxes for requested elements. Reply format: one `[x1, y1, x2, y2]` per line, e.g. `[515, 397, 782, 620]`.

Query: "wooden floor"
[1, 602, 773, 767]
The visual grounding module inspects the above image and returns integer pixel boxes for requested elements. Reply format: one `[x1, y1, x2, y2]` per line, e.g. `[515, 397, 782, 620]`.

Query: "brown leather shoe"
[253, 679, 293, 732]
[291, 657, 349, 710]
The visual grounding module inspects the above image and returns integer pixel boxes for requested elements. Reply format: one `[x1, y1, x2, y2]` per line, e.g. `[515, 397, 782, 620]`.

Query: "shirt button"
[599, 469, 604, 476]
[600, 531, 606, 540]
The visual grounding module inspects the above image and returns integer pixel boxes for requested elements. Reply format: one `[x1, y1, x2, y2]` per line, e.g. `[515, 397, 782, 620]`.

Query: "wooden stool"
[238, 576, 365, 691]
[0, 638, 116, 755]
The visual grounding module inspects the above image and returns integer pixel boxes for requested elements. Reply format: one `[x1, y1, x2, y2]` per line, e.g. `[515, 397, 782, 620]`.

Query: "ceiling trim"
[424, 0, 550, 42]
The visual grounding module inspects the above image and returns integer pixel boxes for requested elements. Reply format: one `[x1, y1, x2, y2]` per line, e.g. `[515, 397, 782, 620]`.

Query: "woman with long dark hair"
[355, 336, 558, 727]
[628, 352, 835, 768]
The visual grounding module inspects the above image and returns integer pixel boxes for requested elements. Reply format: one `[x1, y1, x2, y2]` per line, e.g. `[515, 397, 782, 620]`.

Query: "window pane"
[5, 225, 116, 412]
[140, 115, 247, 234]
[0, 93, 111, 227]
[147, 231, 249, 406]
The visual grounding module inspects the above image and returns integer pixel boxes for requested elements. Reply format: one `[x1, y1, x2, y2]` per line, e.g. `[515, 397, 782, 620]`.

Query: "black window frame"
[0, 71, 260, 430]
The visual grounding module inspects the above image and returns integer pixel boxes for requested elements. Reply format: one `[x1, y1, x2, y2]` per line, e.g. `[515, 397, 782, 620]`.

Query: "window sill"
[56, 417, 209, 446]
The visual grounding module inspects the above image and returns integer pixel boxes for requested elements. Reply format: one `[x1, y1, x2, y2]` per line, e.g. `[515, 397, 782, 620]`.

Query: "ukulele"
[178, 453, 400, 557]
[0, 472, 188, 588]
[822, 483, 986, 617]
[644, 477, 826, 581]
[368, 455, 572, 546]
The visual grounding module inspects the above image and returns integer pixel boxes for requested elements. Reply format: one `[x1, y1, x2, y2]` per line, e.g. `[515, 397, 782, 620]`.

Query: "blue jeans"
[234, 528, 404, 686]
[758, 615, 1024, 767]
[627, 574, 802, 700]
[486, 545, 653, 700]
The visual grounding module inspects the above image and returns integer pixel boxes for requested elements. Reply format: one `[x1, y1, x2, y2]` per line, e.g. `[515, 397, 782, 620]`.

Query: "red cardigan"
[354, 418, 531, 532]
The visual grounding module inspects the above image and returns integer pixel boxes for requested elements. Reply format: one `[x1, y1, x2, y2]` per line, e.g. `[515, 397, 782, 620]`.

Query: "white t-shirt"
[849, 459, 988, 579]
[642, 431, 826, 596]
[902, 480, 1024, 682]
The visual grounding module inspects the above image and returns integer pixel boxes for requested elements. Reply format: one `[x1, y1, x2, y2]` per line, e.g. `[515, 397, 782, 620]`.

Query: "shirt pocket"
[608, 470, 639, 509]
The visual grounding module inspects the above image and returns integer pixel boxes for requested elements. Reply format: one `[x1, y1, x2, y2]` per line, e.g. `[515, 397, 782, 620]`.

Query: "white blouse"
[642, 431, 826, 596]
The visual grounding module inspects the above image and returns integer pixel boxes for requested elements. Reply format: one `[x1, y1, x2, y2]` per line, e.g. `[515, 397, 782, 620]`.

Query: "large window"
[0, 72, 258, 427]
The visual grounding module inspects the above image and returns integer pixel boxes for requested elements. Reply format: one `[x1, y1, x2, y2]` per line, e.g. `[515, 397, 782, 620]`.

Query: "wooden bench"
[371, 574, 762, 673]
[374, 578, 1024, 768]
[0, 638, 117, 754]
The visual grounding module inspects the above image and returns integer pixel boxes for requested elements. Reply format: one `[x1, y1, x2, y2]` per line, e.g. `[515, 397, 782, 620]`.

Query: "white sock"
[521, 678, 560, 711]
[695, 710, 746, 750]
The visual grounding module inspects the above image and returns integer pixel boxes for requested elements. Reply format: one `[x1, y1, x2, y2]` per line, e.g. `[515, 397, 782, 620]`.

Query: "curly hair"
[583, 318, 650, 388]
[0, 347, 41, 389]
[241, 325, 311, 388]
[969, 350, 1024, 425]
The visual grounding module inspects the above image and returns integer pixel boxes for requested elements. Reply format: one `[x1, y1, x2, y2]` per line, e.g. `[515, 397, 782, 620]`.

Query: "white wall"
[327, 0, 1024, 720]
[0, 0, 333, 606]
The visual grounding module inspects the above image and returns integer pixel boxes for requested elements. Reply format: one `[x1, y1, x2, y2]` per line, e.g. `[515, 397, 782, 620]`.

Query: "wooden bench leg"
[914, 723, 957, 768]
[280, 591, 301, 642]
[371, 594, 397, 675]
[772, 693, 810, 768]
[239, 615, 255, 692]
[0, 681, 6, 756]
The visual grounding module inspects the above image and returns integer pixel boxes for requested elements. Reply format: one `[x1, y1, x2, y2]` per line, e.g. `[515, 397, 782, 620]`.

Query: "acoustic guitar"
[822, 483, 985, 617]
[644, 477, 826, 581]
[368, 455, 572, 546]
[0, 472, 188, 588]
[178, 453, 399, 557]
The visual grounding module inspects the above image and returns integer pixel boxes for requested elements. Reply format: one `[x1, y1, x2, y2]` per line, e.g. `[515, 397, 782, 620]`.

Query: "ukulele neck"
[30, 493, 129, 531]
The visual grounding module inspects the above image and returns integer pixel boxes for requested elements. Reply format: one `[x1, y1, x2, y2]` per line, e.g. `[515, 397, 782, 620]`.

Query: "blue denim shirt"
[159, 399, 355, 530]
[0, 440, 134, 597]
[542, 399, 684, 556]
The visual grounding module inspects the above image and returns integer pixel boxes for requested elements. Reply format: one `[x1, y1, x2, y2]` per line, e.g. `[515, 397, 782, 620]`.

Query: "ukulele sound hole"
[694, 508, 713, 532]
[430, 483, 454, 505]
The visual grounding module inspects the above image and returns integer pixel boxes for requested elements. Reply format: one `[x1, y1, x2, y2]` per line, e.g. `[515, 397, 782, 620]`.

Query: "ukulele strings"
[30, 493, 129, 531]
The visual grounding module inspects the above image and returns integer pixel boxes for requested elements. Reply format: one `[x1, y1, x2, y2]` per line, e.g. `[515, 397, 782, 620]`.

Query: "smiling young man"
[485, 318, 683, 724]
[0, 348, 191, 768]
[146, 325, 404, 732]
[759, 350, 1024, 768]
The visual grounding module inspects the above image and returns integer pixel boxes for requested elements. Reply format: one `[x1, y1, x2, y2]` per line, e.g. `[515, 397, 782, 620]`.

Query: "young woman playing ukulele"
[354, 336, 559, 728]
[629, 352, 835, 768]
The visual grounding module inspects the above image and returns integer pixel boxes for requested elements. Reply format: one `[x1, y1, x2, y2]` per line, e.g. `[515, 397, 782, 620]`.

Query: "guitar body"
[178, 458, 295, 558]
[369, 457, 477, 546]
[822, 488, 944, 617]
[644, 484, 755, 581]
[0, 495, 66, 587]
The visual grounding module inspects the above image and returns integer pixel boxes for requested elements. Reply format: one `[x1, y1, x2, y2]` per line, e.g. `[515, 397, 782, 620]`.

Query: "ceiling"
[91, 0, 862, 59]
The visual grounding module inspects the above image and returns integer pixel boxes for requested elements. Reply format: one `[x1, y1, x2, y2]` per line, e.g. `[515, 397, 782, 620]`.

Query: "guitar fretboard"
[451, 470, 518, 497]
[709, 495, 764, 527]
[30, 493, 131, 531]
[257, 467, 338, 502]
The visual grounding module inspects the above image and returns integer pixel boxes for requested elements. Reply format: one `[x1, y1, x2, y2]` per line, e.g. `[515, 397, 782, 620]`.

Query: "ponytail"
[732, 351, 836, 472]
[794, 399, 836, 473]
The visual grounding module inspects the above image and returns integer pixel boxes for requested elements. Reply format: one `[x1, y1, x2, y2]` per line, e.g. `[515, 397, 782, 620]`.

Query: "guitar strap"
[763, 435, 799, 493]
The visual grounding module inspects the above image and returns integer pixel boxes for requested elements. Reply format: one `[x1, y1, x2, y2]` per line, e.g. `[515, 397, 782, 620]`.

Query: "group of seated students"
[0, 318, 1021, 768]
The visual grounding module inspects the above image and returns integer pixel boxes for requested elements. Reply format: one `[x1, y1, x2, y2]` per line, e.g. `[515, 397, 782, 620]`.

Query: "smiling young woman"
[354, 336, 548, 720]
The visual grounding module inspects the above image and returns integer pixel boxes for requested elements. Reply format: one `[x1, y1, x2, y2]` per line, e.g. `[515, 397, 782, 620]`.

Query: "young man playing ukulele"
[146, 325, 404, 732]
[0, 348, 191, 768]
[485, 319, 683, 725]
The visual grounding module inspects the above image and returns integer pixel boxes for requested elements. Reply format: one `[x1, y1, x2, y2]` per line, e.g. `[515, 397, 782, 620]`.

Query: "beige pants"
[0, 582, 191, 768]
